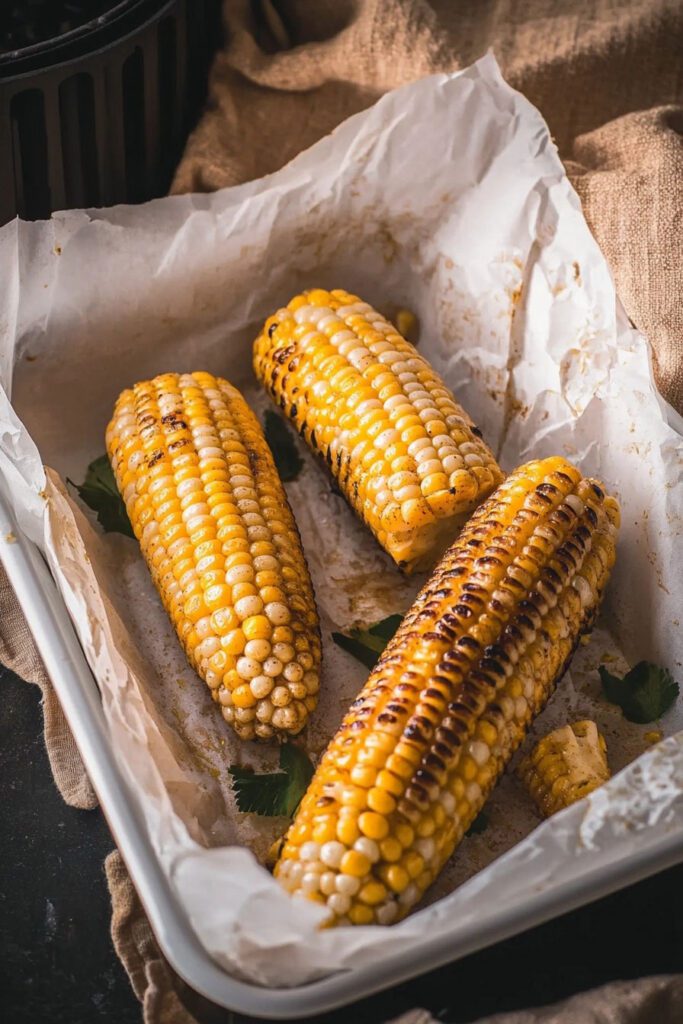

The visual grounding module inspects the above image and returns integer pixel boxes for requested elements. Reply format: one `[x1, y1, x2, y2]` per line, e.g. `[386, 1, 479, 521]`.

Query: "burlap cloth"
[2, 1, 682, 1021]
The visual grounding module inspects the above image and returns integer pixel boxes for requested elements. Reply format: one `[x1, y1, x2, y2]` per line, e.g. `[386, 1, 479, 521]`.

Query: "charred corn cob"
[105, 371, 321, 742]
[253, 289, 503, 572]
[274, 456, 619, 925]
[518, 720, 610, 817]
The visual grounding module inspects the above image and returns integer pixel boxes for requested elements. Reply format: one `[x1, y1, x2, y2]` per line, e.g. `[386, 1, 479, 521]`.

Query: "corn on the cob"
[253, 289, 503, 572]
[105, 371, 321, 742]
[274, 456, 619, 925]
[518, 720, 610, 818]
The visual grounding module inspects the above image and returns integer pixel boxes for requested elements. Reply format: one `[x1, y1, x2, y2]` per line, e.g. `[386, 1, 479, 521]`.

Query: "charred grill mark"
[274, 344, 295, 364]
[160, 413, 187, 431]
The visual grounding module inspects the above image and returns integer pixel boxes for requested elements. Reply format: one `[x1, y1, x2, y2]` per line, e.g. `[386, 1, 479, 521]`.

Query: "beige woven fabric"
[2, 1, 683, 1021]
[106, 851, 195, 1024]
[173, 0, 683, 414]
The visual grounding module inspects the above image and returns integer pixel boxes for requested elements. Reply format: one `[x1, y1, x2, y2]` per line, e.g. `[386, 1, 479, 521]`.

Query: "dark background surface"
[1, 663, 682, 1024]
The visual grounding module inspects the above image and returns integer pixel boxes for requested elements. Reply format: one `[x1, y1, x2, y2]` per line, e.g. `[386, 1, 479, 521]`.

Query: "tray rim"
[2, 489, 683, 1019]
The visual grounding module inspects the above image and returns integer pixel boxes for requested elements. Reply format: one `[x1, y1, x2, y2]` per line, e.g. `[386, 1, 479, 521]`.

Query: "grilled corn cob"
[105, 371, 321, 742]
[518, 720, 610, 818]
[253, 289, 503, 572]
[274, 456, 619, 924]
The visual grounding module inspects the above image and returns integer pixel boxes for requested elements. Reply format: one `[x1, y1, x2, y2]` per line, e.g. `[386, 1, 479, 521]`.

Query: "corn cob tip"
[274, 455, 619, 925]
[253, 288, 504, 572]
[518, 720, 610, 818]
[106, 370, 321, 743]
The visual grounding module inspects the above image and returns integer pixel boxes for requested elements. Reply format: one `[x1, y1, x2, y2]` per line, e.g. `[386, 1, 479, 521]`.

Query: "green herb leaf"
[465, 811, 488, 837]
[68, 455, 133, 537]
[230, 743, 314, 818]
[599, 661, 679, 724]
[332, 614, 403, 669]
[264, 410, 304, 482]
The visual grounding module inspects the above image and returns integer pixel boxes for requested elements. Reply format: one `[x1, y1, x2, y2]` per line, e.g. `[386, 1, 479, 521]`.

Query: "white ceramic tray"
[3, 489, 683, 1018]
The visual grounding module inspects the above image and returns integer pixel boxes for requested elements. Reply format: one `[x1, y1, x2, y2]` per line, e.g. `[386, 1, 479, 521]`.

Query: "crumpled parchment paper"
[0, 54, 682, 987]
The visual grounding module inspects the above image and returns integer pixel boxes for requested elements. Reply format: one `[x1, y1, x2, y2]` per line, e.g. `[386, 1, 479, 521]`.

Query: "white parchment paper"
[0, 55, 682, 986]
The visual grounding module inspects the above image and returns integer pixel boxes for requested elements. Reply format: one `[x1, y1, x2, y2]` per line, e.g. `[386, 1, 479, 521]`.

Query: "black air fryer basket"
[0, 0, 222, 225]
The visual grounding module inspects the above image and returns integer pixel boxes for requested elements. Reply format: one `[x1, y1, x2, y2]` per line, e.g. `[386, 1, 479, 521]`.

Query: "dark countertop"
[2, 663, 682, 1024]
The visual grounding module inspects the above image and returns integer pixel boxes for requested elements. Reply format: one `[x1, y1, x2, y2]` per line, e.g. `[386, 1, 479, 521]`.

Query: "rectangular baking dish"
[3, 487, 683, 1018]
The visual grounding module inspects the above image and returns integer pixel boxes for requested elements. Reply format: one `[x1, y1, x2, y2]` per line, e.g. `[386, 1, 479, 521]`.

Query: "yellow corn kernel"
[340, 850, 371, 877]
[358, 881, 387, 906]
[274, 458, 620, 924]
[253, 289, 503, 572]
[348, 904, 374, 925]
[358, 812, 390, 841]
[105, 371, 321, 742]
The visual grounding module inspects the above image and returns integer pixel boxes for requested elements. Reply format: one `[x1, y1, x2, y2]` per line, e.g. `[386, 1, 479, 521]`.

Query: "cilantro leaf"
[332, 614, 403, 669]
[230, 743, 314, 818]
[465, 811, 488, 837]
[599, 661, 679, 724]
[264, 410, 303, 482]
[68, 455, 133, 537]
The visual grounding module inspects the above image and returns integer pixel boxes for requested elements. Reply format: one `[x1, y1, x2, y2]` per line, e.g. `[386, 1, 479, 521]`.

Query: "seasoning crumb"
[4, 531, 16, 543]
[580, 634, 592, 646]
[54, 245, 62, 255]
[644, 730, 663, 745]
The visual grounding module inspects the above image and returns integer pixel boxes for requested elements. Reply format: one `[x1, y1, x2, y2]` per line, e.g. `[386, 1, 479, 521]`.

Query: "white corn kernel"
[327, 893, 351, 916]
[236, 657, 261, 680]
[301, 873, 321, 894]
[299, 842, 320, 862]
[320, 872, 337, 896]
[320, 841, 345, 868]
[354, 837, 380, 863]
[335, 874, 361, 896]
